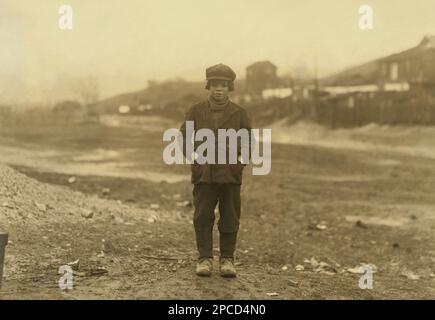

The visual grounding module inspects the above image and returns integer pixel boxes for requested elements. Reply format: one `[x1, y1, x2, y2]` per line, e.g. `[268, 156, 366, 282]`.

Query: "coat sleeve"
[178, 106, 196, 162]
[240, 108, 255, 165]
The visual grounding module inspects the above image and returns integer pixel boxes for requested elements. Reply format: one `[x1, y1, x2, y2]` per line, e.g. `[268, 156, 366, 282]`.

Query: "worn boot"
[219, 257, 237, 278]
[196, 258, 213, 277]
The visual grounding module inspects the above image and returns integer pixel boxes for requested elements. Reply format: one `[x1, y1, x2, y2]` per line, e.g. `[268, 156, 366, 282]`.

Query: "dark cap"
[206, 63, 236, 82]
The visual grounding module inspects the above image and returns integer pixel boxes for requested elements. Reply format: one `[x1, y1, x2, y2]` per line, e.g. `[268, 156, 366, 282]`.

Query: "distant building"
[246, 61, 279, 95]
[315, 35, 435, 127]
[322, 35, 435, 94]
[378, 35, 435, 89]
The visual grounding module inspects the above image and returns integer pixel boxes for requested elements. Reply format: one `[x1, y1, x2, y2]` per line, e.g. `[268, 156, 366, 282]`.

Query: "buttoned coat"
[179, 100, 253, 184]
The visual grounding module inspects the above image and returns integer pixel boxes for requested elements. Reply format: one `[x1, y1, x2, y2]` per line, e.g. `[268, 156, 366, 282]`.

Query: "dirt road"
[0, 119, 434, 299]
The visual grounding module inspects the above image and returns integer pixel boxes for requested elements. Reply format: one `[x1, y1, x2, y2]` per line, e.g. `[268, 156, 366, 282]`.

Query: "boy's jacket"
[179, 100, 253, 184]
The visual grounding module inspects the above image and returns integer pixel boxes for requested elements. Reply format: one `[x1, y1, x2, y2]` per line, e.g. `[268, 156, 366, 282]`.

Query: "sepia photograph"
[1, 0, 435, 307]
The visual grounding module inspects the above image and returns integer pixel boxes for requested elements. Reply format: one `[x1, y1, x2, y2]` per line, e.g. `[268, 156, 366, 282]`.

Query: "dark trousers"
[193, 183, 241, 259]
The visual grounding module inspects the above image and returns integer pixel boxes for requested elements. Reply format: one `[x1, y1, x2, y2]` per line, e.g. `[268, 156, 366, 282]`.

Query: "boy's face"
[209, 80, 230, 101]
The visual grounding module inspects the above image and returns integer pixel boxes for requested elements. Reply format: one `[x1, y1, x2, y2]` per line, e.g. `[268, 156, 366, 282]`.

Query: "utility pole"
[312, 52, 319, 121]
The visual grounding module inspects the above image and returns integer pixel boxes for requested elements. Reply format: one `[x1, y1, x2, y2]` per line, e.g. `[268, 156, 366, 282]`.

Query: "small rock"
[309, 223, 327, 231]
[147, 217, 156, 223]
[295, 265, 305, 271]
[266, 292, 279, 297]
[355, 220, 368, 229]
[35, 202, 47, 212]
[315, 262, 337, 275]
[73, 271, 87, 277]
[150, 204, 160, 210]
[183, 201, 192, 207]
[102, 188, 111, 196]
[347, 263, 377, 274]
[288, 279, 299, 287]
[309, 257, 319, 268]
[281, 265, 289, 271]
[81, 210, 94, 219]
[176, 200, 192, 207]
[347, 266, 364, 274]
[68, 177, 76, 184]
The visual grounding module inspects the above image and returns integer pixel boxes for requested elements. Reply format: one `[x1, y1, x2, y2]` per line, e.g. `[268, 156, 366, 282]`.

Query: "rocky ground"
[0, 119, 435, 299]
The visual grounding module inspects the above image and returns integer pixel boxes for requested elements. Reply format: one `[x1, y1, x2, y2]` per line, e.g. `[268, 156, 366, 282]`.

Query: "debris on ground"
[347, 263, 378, 274]
[303, 257, 337, 275]
[0, 164, 165, 228]
[309, 223, 327, 231]
[88, 266, 108, 276]
[35, 202, 47, 212]
[355, 220, 368, 229]
[295, 265, 305, 271]
[288, 280, 299, 287]
[67, 259, 80, 270]
[176, 200, 192, 208]
[266, 292, 279, 297]
[401, 269, 420, 280]
[81, 210, 94, 219]
[68, 177, 76, 184]
[2, 202, 14, 209]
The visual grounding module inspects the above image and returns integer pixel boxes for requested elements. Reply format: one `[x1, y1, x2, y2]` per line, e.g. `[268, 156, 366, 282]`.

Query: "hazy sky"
[2, 0, 435, 104]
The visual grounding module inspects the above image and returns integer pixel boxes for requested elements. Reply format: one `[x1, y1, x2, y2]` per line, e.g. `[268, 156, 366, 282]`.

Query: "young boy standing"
[179, 63, 252, 278]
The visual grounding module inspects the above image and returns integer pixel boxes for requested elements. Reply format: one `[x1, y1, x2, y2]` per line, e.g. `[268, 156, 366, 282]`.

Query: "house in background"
[321, 35, 435, 95]
[314, 35, 435, 127]
[246, 60, 280, 95]
[378, 35, 435, 92]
